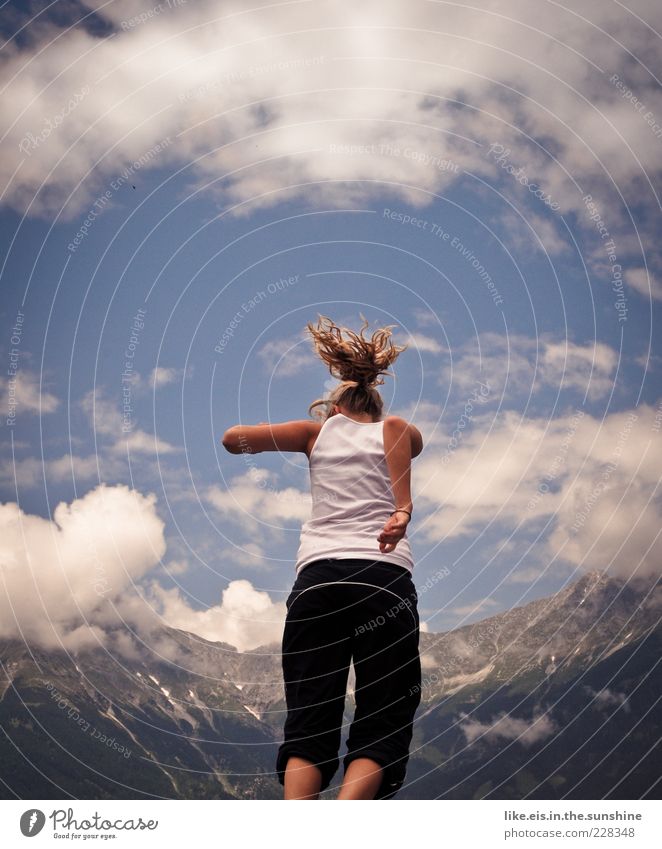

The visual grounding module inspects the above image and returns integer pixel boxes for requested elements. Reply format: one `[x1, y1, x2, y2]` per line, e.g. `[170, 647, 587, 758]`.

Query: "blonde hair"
[306, 313, 407, 421]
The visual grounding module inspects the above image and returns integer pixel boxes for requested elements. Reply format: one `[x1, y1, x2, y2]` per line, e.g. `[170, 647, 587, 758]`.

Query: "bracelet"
[391, 509, 412, 520]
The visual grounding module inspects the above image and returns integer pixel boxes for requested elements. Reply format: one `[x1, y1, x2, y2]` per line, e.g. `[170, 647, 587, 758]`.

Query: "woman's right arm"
[222, 420, 319, 455]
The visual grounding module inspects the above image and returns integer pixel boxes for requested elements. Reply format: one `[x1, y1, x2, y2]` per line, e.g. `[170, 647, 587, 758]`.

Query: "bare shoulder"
[283, 419, 322, 444]
[383, 415, 423, 457]
[304, 419, 324, 457]
[383, 414, 408, 426]
[383, 415, 415, 433]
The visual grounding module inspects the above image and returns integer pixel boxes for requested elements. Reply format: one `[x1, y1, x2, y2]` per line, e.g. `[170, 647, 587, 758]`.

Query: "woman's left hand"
[378, 512, 409, 553]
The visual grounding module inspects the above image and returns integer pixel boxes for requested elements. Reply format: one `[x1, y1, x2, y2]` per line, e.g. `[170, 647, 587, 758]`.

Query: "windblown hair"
[306, 313, 407, 421]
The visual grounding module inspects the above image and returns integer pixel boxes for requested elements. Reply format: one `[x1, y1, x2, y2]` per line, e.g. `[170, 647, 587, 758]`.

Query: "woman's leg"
[276, 567, 354, 797]
[284, 756, 323, 800]
[337, 757, 383, 799]
[343, 565, 422, 799]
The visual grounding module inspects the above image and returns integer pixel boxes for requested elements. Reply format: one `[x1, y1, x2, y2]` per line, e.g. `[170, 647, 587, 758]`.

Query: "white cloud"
[449, 597, 500, 618]
[584, 685, 631, 713]
[405, 333, 445, 354]
[115, 429, 180, 455]
[0, 483, 286, 652]
[0, 369, 59, 417]
[0, 483, 166, 649]
[163, 558, 190, 576]
[436, 333, 618, 402]
[541, 340, 618, 396]
[80, 387, 181, 455]
[79, 388, 130, 438]
[150, 366, 183, 388]
[395, 399, 447, 446]
[412, 308, 440, 328]
[145, 578, 286, 652]
[0, 453, 106, 489]
[220, 541, 271, 569]
[634, 352, 662, 372]
[459, 710, 557, 747]
[1, 0, 659, 268]
[493, 209, 569, 257]
[414, 402, 662, 580]
[625, 268, 662, 301]
[256, 335, 312, 378]
[43, 453, 100, 481]
[207, 470, 312, 530]
[504, 566, 550, 585]
[122, 367, 186, 393]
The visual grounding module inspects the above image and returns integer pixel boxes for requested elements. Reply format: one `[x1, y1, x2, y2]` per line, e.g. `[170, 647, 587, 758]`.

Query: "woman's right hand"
[378, 511, 410, 553]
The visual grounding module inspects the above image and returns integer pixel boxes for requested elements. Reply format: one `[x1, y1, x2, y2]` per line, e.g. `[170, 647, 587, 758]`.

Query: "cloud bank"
[0, 483, 286, 652]
[1, 0, 660, 294]
[412, 402, 662, 581]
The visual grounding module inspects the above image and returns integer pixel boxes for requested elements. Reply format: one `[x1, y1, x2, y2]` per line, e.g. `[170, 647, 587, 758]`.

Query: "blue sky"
[1, 0, 661, 654]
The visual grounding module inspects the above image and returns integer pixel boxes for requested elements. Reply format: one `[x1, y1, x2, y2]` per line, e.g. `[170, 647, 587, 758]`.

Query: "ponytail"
[305, 314, 407, 421]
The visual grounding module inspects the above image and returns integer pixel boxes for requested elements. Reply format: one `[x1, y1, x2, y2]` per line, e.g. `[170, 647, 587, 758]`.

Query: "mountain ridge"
[1, 567, 660, 798]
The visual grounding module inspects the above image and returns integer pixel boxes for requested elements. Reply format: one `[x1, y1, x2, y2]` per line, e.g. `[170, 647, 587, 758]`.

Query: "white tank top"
[294, 412, 414, 574]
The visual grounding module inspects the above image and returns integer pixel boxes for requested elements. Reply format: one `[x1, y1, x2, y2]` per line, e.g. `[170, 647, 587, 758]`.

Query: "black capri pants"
[276, 557, 422, 799]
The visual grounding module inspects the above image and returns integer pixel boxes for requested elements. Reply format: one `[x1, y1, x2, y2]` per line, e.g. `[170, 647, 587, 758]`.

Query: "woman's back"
[295, 412, 414, 574]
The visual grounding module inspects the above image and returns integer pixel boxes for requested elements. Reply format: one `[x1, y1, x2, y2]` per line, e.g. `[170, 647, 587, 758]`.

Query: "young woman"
[222, 315, 423, 800]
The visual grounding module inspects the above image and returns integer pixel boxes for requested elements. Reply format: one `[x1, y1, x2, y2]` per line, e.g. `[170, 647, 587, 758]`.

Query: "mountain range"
[1, 568, 660, 799]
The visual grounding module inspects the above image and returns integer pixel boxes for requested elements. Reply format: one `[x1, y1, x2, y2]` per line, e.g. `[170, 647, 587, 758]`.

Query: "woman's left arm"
[222, 420, 319, 455]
